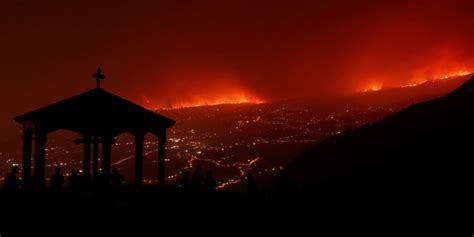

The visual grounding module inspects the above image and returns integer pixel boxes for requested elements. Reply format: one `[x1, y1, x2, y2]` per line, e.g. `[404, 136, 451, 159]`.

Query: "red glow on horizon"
[142, 89, 266, 110]
[166, 92, 266, 109]
[402, 69, 473, 88]
[361, 69, 473, 93]
[361, 82, 383, 92]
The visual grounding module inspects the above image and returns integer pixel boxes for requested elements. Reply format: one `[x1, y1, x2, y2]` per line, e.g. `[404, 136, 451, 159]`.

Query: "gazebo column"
[82, 137, 91, 177]
[101, 136, 113, 183]
[92, 136, 99, 182]
[157, 129, 167, 185]
[34, 129, 47, 187]
[134, 134, 145, 186]
[21, 128, 33, 187]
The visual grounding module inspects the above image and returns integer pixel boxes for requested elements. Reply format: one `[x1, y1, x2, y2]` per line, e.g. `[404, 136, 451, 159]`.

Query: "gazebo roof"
[15, 88, 175, 136]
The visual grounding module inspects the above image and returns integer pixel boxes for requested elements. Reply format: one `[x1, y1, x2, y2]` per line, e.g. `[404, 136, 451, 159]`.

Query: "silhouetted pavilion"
[14, 68, 175, 188]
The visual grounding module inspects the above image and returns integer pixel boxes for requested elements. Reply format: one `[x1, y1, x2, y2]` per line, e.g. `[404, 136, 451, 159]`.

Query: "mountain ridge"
[286, 76, 474, 199]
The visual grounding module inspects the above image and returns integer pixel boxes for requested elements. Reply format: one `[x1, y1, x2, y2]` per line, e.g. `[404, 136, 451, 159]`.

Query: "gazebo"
[14, 68, 175, 188]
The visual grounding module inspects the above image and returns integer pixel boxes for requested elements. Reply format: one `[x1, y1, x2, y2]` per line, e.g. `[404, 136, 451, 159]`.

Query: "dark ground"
[0, 185, 471, 236]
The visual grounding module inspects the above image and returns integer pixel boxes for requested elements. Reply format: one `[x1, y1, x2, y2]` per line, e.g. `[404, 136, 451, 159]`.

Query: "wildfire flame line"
[362, 70, 473, 93]
[142, 91, 266, 110]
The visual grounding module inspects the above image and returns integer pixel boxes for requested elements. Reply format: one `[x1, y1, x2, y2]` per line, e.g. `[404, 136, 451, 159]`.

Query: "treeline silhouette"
[2, 164, 299, 202]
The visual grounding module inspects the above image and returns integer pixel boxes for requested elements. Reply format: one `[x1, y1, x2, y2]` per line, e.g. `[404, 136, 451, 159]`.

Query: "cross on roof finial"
[92, 67, 105, 89]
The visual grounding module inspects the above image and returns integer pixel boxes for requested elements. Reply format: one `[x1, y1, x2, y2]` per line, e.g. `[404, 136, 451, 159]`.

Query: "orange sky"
[1, 0, 474, 130]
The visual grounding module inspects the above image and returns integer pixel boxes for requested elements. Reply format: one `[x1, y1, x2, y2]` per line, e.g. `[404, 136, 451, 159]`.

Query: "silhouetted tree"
[191, 165, 202, 188]
[203, 170, 217, 190]
[111, 167, 124, 188]
[3, 167, 20, 191]
[68, 169, 81, 191]
[50, 167, 64, 190]
[245, 172, 257, 199]
[180, 171, 190, 189]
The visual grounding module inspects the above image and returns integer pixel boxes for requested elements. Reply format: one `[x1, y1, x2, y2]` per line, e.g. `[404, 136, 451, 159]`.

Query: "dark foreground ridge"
[287, 76, 474, 212]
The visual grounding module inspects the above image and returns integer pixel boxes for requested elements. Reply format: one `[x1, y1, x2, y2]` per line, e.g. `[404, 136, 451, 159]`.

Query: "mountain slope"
[287, 76, 474, 198]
